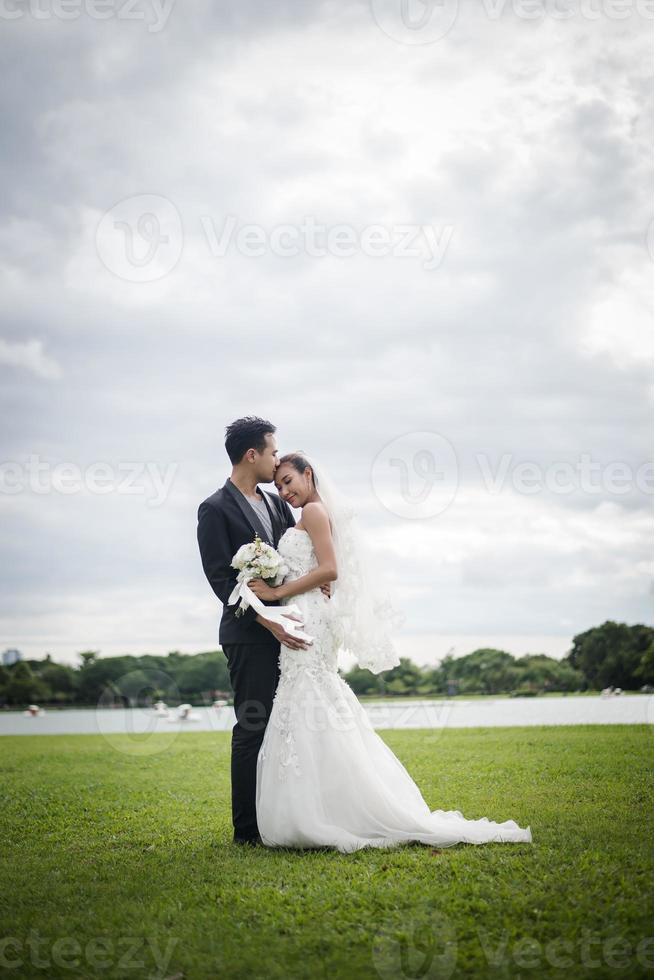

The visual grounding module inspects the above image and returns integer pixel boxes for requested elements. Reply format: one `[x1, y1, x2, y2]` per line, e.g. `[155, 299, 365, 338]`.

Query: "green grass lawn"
[1, 726, 653, 979]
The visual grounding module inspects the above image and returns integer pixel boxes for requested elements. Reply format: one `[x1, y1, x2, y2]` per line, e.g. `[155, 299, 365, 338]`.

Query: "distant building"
[2, 649, 22, 666]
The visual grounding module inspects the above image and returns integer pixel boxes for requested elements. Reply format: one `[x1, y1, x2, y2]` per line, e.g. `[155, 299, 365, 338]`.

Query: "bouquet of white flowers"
[230, 535, 289, 616]
[227, 535, 313, 643]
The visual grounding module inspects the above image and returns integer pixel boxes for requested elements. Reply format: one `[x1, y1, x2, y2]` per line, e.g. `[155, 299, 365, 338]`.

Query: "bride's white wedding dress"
[256, 527, 533, 853]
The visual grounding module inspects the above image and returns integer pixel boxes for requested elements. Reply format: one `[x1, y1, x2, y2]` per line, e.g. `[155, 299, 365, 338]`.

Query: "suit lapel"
[258, 487, 283, 546]
[223, 479, 271, 544]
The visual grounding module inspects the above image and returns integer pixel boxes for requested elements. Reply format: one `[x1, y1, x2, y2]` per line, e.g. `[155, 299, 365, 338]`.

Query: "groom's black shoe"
[234, 834, 263, 847]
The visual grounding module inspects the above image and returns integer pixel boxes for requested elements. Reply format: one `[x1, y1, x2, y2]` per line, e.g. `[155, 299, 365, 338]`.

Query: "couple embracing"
[197, 416, 533, 853]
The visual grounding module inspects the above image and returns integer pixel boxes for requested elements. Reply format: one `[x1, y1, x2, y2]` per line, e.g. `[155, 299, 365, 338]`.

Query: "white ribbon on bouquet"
[227, 576, 314, 644]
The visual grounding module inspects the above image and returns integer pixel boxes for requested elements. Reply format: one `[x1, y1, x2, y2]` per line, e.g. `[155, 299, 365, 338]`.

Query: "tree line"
[1, 620, 652, 708]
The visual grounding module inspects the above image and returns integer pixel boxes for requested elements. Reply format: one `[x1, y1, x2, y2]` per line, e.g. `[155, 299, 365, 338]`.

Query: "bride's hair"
[278, 451, 316, 487]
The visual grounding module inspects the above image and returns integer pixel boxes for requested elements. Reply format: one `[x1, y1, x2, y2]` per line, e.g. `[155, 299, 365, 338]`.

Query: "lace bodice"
[260, 527, 348, 780]
[276, 527, 341, 675]
[277, 526, 318, 579]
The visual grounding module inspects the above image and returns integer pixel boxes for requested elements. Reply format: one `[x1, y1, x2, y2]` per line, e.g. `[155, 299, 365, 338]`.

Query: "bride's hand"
[248, 578, 279, 601]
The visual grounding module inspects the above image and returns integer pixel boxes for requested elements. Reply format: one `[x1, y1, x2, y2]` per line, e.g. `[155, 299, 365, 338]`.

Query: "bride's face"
[275, 463, 312, 508]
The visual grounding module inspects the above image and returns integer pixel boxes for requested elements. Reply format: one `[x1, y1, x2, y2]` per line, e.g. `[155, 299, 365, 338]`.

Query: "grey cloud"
[1, 2, 653, 659]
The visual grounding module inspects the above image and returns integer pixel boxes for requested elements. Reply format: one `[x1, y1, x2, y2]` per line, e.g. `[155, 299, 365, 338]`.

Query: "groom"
[196, 416, 313, 846]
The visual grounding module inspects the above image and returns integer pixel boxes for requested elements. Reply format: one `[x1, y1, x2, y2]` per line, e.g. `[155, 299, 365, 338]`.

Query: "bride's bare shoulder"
[301, 500, 330, 526]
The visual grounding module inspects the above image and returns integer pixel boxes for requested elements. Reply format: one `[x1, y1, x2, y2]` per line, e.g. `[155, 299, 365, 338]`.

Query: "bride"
[248, 451, 533, 854]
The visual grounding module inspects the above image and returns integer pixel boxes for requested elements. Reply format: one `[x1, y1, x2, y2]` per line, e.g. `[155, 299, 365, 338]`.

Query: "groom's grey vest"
[241, 490, 274, 544]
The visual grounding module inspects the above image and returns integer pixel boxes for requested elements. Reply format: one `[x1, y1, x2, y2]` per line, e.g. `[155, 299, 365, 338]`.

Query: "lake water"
[1, 694, 652, 737]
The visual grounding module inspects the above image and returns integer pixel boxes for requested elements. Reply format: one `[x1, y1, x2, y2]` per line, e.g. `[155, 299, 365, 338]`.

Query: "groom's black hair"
[225, 416, 276, 464]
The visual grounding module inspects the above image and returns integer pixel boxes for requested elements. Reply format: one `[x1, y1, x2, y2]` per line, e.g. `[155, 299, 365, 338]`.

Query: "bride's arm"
[250, 502, 337, 601]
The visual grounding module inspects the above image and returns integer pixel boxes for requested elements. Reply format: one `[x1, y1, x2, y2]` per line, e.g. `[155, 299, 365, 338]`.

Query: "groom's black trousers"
[222, 642, 281, 841]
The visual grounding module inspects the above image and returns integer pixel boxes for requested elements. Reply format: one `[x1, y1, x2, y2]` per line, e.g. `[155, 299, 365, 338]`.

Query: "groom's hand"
[256, 614, 311, 651]
[320, 582, 331, 599]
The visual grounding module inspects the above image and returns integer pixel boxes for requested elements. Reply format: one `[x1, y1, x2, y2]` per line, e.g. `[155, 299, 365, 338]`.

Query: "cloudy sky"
[1, 0, 653, 668]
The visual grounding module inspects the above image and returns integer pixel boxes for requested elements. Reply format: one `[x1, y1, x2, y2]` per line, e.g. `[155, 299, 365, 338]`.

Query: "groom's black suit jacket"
[197, 478, 296, 647]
